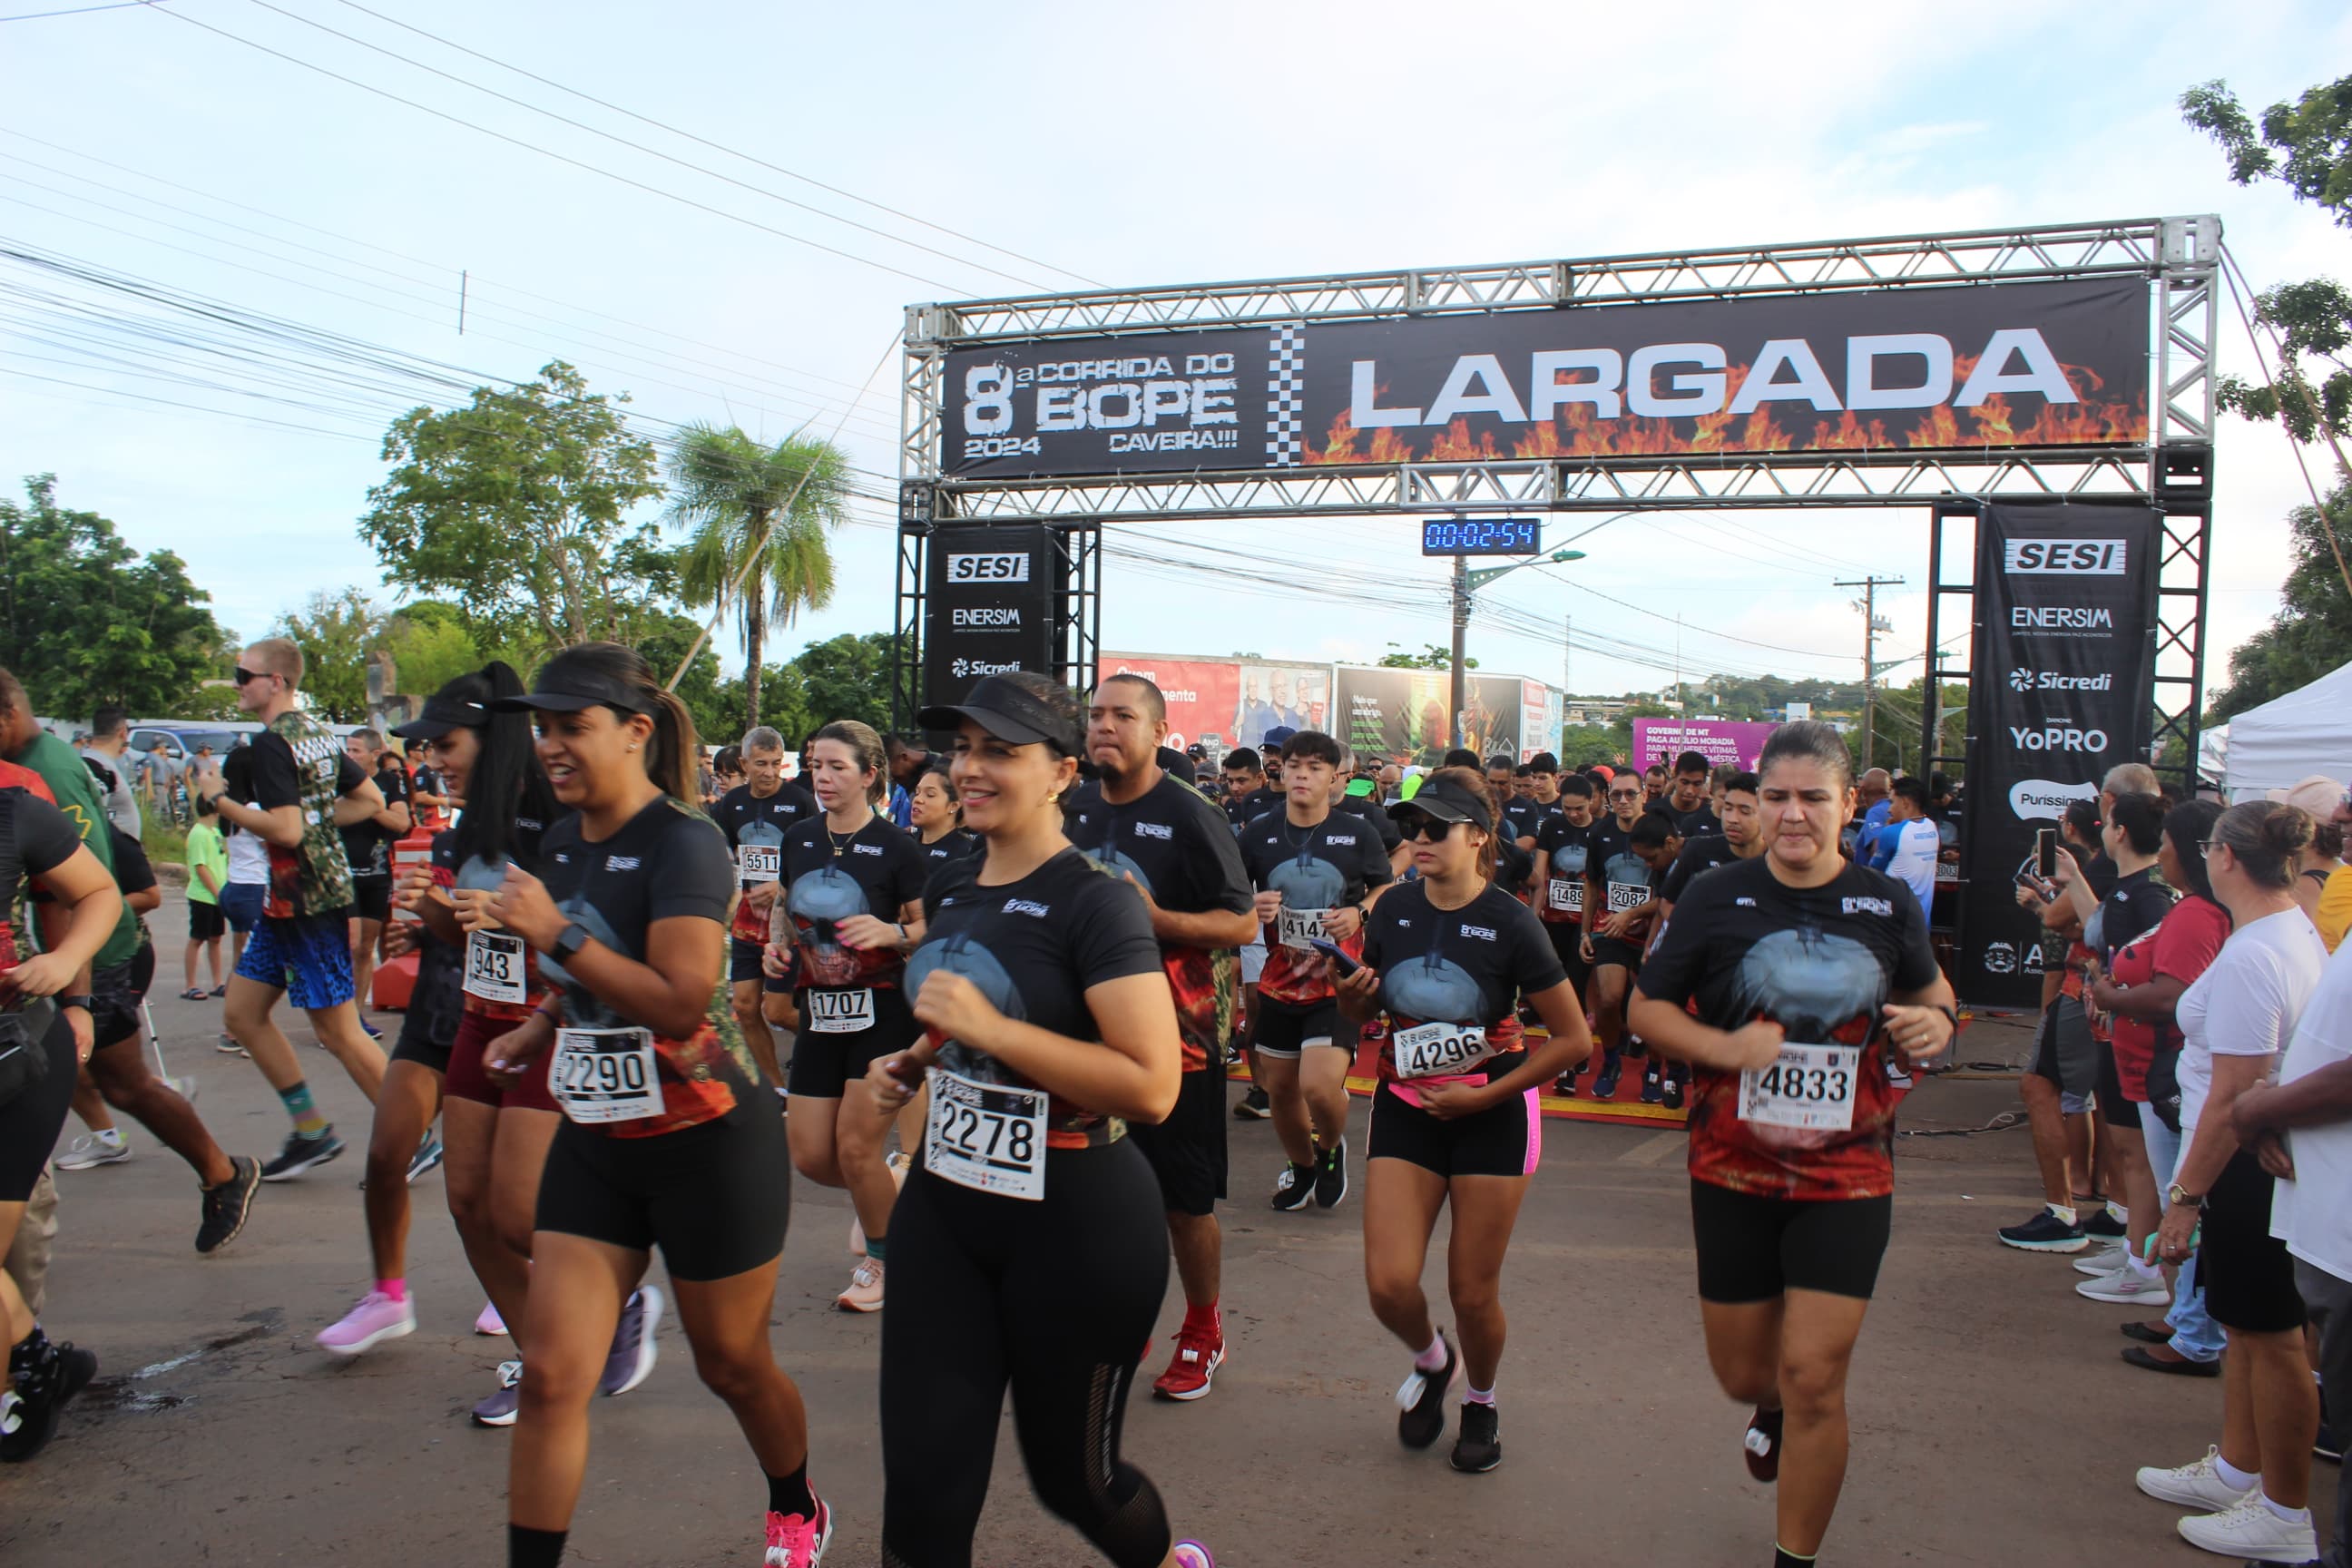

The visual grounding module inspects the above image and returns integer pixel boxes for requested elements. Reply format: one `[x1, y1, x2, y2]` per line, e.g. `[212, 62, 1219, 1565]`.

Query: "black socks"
[508, 1524, 566, 1568]
[768, 1463, 816, 1518]
[1773, 1547, 1817, 1568]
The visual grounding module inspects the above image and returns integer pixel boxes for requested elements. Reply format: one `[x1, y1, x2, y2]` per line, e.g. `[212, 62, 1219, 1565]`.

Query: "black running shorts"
[1252, 998, 1343, 1058]
[349, 879, 392, 926]
[535, 1093, 790, 1281]
[89, 946, 154, 1053]
[785, 986, 919, 1100]
[1587, 934, 1642, 974]
[1367, 1074, 1540, 1180]
[2200, 1148, 2307, 1334]
[1690, 1178, 1892, 1303]
[1127, 1066, 1228, 1216]
[730, 937, 768, 987]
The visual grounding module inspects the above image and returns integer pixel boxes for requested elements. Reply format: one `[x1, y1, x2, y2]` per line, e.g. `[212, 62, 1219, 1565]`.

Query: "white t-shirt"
[225, 825, 269, 887]
[2175, 907, 2330, 1134]
[1881, 818, 1940, 921]
[2271, 939, 2352, 1281]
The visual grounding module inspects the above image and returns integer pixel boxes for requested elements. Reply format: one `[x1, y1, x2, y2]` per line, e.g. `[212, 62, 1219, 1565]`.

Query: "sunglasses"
[1396, 814, 1460, 843]
[231, 666, 279, 687]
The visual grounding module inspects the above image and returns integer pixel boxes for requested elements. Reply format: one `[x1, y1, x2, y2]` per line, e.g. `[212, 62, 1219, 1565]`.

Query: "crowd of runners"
[2, 636, 2348, 1568]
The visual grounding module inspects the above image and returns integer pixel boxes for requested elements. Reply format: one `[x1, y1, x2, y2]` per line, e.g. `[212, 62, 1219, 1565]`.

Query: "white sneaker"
[2076, 1261, 2171, 1305]
[2072, 1240, 2129, 1276]
[55, 1133, 133, 1171]
[2175, 1492, 2318, 1563]
[2136, 1446, 2257, 1511]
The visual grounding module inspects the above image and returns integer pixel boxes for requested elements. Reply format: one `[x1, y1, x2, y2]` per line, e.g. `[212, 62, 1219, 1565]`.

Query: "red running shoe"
[1152, 1322, 1226, 1401]
[1743, 1406, 1783, 1483]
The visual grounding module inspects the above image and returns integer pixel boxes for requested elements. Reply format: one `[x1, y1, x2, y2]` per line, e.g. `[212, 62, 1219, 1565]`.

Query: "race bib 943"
[462, 930, 527, 1006]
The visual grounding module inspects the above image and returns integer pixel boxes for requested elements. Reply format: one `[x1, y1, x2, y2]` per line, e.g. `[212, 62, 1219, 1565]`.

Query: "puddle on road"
[81, 1309, 281, 1417]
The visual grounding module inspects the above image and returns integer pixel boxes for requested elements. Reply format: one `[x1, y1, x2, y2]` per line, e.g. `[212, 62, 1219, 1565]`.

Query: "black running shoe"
[260, 1128, 345, 1182]
[1743, 1405, 1782, 1483]
[1234, 1086, 1271, 1121]
[0, 1335, 96, 1462]
[1314, 1139, 1348, 1210]
[1553, 1072, 1580, 1098]
[1626, 1036, 1647, 1059]
[2080, 1205, 2127, 1240]
[1396, 1331, 1455, 1450]
[1450, 1400, 1502, 1473]
[1640, 1068, 1663, 1104]
[1996, 1207, 2089, 1253]
[1661, 1076, 1685, 1112]
[1592, 1054, 1622, 1101]
[196, 1155, 260, 1253]
[1269, 1161, 1314, 1211]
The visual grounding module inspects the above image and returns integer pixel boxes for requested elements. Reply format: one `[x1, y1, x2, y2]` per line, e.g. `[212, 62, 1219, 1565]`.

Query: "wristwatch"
[2165, 1181, 2205, 1210]
[549, 922, 593, 965]
[58, 993, 93, 1013]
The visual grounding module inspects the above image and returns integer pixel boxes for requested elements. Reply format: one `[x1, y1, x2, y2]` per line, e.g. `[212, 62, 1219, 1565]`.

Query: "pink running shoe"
[1173, 1543, 1216, 1568]
[474, 1300, 506, 1337]
[764, 1494, 834, 1566]
[316, 1290, 415, 1357]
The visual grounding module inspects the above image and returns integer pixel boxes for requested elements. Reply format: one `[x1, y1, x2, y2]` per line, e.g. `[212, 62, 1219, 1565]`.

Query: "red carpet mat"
[1229, 1026, 1690, 1130]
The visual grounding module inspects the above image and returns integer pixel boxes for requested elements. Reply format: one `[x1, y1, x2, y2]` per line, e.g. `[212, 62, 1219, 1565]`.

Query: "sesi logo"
[946, 552, 1030, 584]
[2004, 539, 2127, 574]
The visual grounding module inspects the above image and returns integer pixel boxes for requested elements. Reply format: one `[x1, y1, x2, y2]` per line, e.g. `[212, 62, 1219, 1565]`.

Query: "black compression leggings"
[880, 1138, 1173, 1568]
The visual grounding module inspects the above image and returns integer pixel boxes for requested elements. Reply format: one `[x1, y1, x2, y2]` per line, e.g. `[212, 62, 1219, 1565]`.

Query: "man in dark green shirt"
[0, 670, 258, 1253]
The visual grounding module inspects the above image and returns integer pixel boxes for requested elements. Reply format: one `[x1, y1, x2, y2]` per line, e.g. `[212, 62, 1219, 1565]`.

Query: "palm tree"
[665, 423, 849, 727]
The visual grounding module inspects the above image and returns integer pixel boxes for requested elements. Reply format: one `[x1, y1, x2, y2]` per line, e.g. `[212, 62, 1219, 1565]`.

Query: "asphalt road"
[0, 917, 2328, 1566]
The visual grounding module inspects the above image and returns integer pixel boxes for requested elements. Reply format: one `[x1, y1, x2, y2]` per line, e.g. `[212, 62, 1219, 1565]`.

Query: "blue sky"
[3, 0, 2344, 709]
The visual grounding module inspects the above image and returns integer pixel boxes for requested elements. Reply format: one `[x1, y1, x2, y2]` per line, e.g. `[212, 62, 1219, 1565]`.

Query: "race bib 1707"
[804, 987, 875, 1034]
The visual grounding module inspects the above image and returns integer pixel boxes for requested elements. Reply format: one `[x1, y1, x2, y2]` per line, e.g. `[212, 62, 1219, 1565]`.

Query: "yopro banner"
[923, 524, 1059, 710]
[1957, 502, 2160, 1007]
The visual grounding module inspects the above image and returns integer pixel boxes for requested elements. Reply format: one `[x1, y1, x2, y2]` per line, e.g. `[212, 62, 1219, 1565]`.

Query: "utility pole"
[1837, 575, 1903, 768]
[1563, 612, 1572, 695]
[1449, 554, 1470, 749]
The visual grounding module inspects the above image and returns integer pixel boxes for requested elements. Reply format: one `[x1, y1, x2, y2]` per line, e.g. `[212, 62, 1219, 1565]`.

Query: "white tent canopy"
[2219, 656, 2352, 801]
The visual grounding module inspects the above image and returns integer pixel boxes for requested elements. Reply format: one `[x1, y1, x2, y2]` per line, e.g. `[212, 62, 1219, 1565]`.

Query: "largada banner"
[941, 277, 2149, 478]
[1337, 666, 1522, 767]
[924, 524, 1058, 709]
[1957, 501, 2160, 1008]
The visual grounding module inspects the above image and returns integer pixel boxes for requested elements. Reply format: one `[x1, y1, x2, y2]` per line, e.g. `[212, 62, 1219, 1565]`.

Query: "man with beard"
[1067, 674, 1256, 1402]
[1240, 730, 1394, 1211]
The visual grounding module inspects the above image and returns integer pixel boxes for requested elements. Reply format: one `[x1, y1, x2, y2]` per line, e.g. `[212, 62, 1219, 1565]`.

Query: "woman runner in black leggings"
[863, 671, 1215, 1568]
[477, 643, 819, 1568]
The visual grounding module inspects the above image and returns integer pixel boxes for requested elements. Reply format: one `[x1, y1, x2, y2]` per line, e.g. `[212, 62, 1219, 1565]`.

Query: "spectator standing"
[78, 707, 142, 839]
[181, 795, 229, 998]
[2136, 802, 2330, 1563]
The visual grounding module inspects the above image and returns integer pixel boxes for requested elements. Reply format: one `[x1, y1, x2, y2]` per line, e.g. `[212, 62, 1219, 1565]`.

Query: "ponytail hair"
[530, 642, 701, 806]
[811, 719, 888, 807]
[449, 661, 560, 868]
[2212, 800, 2316, 891]
[1428, 764, 1503, 884]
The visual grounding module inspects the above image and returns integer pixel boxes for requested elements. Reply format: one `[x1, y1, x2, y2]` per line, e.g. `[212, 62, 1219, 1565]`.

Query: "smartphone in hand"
[1306, 936, 1360, 978]
[2034, 827, 2057, 879]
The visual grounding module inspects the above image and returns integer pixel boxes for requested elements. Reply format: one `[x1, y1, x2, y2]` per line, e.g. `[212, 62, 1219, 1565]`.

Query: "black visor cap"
[489, 668, 651, 718]
[918, 675, 1081, 754]
[390, 691, 492, 741]
[1388, 775, 1493, 834]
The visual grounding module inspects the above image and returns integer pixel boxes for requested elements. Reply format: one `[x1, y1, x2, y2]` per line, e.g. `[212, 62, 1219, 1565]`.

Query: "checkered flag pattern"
[1266, 324, 1305, 466]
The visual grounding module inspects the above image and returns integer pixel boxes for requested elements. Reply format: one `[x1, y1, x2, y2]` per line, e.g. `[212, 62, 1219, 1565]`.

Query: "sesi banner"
[940, 277, 2149, 479]
[1956, 501, 2161, 1008]
[924, 524, 1059, 709]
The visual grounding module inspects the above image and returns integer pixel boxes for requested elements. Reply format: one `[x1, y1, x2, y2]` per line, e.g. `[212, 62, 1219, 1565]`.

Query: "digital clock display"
[1421, 517, 1541, 556]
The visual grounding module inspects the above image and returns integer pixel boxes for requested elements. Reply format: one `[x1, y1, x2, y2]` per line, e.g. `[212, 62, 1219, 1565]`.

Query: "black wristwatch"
[549, 922, 592, 965]
[58, 994, 93, 1013]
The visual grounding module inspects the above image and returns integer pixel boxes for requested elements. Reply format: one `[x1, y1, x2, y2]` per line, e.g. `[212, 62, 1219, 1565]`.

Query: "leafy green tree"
[2207, 482, 2352, 719]
[793, 632, 903, 735]
[382, 612, 479, 701]
[1380, 642, 1472, 670]
[273, 587, 386, 724]
[631, 611, 737, 749]
[359, 362, 666, 648]
[0, 474, 231, 719]
[664, 423, 849, 728]
[1554, 724, 1619, 769]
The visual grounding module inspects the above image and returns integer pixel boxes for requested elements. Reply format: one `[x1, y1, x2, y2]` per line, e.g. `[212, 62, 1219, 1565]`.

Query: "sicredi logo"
[2004, 539, 2127, 574]
[948, 657, 1024, 679]
[946, 551, 1030, 584]
[2008, 778, 2098, 821]
[2007, 667, 2113, 692]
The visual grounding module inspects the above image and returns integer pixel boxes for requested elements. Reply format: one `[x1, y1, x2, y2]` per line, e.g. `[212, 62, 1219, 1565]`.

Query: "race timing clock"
[1420, 517, 1540, 556]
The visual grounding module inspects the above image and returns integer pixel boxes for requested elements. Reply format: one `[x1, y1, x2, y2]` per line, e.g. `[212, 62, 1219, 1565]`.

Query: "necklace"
[828, 824, 860, 858]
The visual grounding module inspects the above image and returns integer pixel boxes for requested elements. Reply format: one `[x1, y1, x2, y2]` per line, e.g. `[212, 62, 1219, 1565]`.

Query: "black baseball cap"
[1388, 774, 1493, 833]
[1262, 725, 1298, 748]
[390, 691, 492, 741]
[490, 667, 651, 717]
[918, 674, 1081, 753]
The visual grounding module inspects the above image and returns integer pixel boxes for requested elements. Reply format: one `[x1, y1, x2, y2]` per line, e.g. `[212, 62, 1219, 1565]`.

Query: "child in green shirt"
[182, 797, 229, 998]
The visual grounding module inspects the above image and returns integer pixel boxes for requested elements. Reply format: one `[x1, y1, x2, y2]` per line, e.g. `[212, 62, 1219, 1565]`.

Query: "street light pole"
[1447, 545, 1588, 750]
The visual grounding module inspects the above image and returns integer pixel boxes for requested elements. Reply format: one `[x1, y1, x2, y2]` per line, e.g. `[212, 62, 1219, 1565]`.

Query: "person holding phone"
[1627, 722, 1955, 1568]
[1237, 730, 1395, 1213]
[1332, 768, 1590, 1474]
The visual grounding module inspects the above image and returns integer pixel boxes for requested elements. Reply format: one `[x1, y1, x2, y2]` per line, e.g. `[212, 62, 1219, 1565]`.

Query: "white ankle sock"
[1413, 1335, 1446, 1372]
[2259, 1491, 2310, 1524]
[2215, 1455, 2259, 1491]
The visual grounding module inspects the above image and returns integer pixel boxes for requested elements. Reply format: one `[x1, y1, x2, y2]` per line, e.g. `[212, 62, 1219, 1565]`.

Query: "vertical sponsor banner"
[1095, 656, 1242, 754]
[1336, 666, 1522, 765]
[1520, 680, 1551, 762]
[924, 524, 1057, 709]
[1631, 717, 1779, 771]
[1958, 502, 2160, 1006]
